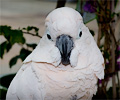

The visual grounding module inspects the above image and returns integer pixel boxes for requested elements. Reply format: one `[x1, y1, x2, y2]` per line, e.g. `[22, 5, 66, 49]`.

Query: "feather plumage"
[6, 7, 104, 100]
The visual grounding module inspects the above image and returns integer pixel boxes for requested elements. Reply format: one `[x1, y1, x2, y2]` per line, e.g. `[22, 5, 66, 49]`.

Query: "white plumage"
[6, 7, 104, 100]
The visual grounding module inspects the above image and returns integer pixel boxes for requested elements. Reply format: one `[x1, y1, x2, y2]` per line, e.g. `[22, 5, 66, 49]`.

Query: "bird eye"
[77, 29, 82, 39]
[79, 31, 82, 37]
[47, 34, 52, 40]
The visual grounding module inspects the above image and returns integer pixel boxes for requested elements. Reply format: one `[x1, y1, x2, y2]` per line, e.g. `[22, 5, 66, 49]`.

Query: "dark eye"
[47, 34, 52, 40]
[79, 31, 82, 37]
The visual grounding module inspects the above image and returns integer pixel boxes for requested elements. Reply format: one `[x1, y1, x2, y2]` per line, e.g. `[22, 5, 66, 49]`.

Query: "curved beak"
[56, 34, 74, 65]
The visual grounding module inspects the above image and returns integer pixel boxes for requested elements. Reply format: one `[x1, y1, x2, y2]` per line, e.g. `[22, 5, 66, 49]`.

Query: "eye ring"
[47, 34, 53, 41]
[76, 29, 82, 39]
[47, 34, 51, 40]
[79, 31, 82, 37]
[46, 30, 53, 41]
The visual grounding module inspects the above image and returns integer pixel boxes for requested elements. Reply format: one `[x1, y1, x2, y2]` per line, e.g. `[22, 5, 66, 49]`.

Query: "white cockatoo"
[6, 7, 104, 100]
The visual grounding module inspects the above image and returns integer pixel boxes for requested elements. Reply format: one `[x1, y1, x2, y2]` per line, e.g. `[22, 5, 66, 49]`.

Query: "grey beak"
[56, 34, 74, 65]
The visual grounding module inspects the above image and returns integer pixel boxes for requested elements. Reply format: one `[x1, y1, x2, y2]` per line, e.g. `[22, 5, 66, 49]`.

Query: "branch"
[56, 0, 66, 8]
[23, 32, 42, 38]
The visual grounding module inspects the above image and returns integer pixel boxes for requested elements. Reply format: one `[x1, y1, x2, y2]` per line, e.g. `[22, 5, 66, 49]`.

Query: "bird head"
[24, 7, 104, 70]
[44, 7, 103, 67]
[44, 7, 84, 66]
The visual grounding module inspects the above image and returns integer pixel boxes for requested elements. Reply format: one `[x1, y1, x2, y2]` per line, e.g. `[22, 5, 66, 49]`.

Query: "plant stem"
[110, 1, 117, 99]
[97, 23, 101, 47]
[23, 32, 42, 38]
[56, 0, 66, 8]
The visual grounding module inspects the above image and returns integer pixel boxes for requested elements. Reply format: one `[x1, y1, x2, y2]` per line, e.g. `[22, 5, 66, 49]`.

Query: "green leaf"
[106, 86, 119, 99]
[0, 86, 7, 91]
[6, 42, 12, 52]
[0, 25, 26, 45]
[10, 30, 25, 44]
[9, 56, 19, 68]
[0, 85, 7, 99]
[0, 73, 16, 88]
[115, 0, 118, 7]
[0, 41, 12, 58]
[0, 26, 11, 41]
[19, 48, 31, 61]
[76, 0, 96, 24]
[34, 27, 39, 33]
[99, 45, 104, 49]
[75, 0, 86, 13]
[83, 12, 96, 24]
[0, 41, 7, 58]
[26, 43, 37, 49]
[76, 0, 81, 13]
[0, 26, 11, 35]
[27, 26, 33, 31]
[27, 26, 39, 32]
[9, 48, 31, 68]
[22, 28, 26, 30]
[90, 30, 95, 36]
[104, 51, 110, 59]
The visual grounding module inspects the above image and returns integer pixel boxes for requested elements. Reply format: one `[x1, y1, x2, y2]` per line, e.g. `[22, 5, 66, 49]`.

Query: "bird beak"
[56, 34, 74, 66]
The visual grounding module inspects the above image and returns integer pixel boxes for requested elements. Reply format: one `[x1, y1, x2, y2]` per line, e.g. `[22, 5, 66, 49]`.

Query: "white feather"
[6, 7, 104, 100]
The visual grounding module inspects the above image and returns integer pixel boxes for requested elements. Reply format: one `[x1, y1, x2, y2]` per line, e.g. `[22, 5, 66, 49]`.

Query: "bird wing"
[23, 35, 61, 66]
[6, 62, 46, 100]
[90, 41, 105, 80]
[73, 27, 105, 80]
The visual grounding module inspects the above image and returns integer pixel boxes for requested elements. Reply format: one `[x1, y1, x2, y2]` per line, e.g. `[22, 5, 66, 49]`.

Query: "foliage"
[76, 0, 96, 24]
[0, 25, 41, 68]
[0, 73, 16, 99]
[76, 0, 120, 99]
[0, 85, 7, 99]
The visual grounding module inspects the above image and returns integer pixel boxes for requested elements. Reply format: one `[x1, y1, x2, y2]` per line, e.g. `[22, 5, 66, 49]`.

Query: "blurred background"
[0, 0, 120, 99]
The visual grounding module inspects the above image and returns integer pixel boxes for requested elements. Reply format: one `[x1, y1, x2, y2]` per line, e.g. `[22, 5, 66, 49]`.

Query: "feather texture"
[6, 7, 104, 100]
[7, 62, 100, 100]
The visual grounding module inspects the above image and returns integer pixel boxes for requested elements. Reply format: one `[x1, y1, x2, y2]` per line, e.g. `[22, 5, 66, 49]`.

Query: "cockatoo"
[6, 7, 104, 100]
